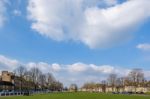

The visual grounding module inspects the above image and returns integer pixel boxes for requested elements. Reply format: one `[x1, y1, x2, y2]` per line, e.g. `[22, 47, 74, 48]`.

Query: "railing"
[0, 90, 51, 96]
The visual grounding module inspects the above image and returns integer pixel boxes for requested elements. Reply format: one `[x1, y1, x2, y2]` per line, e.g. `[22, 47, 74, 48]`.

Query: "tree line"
[14, 66, 63, 92]
[82, 68, 150, 92]
[13, 67, 150, 92]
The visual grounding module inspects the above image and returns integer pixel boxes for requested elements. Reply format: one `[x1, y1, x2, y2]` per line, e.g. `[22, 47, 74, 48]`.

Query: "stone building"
[0, 71, 15, 91]
[0, 71, 40, 91]
[80, 85, 150, 93]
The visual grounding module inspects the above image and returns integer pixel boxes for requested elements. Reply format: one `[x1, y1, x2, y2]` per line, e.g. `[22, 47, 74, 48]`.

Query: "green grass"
[145, 92, 150, 95]
[1, 92, 150, 99]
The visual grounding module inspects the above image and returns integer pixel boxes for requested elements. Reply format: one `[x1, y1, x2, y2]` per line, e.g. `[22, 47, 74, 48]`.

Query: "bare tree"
[14, 66, 26, 91]
[101, 80, 107, 93]
[45, 73, 59, 91]
[23, 71, 34, 90]
[108, 73, 117, 92]
[69, 84, 78, 92]
[127, 68, 145, 92]
[46, 73, 55, 85]
[49, 81, 63, 91]
[30, 67, 42, 91]
[39, 73, 46, 90]
[116, 77, 125, 92]
[13, 65, 63, 92]
[82, 82, 96, 91]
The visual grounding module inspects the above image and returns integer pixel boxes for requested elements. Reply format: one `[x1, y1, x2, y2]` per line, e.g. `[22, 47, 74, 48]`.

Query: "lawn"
[1, 92, 150, 99]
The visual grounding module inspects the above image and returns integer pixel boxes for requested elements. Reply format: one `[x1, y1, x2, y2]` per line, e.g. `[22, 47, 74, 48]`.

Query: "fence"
[0, 90, 50, 96]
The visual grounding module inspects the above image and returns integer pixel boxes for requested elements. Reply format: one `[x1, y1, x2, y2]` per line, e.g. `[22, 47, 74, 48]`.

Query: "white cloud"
[145, 71, 150, 78]
[79, 0, 150, 48]
[26, 62, 36, 69]
[0, 0, 7, 27]
[26, 62, 51, 73]
[68, 62, 88, 73]
[51, 63, 61, 72]
[0, 55, 20, 71]
[137, 43, 150, 51]
[66, 62, 129, 76]
[90, 64, 115, 74]
[27, 0, 150, 49]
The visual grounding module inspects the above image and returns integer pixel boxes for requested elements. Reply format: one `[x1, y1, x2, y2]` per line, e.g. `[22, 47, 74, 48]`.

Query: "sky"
[0, 0, 150, 87]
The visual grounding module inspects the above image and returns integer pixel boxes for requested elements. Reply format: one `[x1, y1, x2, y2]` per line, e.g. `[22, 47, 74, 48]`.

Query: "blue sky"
[0, 0, 150, 86]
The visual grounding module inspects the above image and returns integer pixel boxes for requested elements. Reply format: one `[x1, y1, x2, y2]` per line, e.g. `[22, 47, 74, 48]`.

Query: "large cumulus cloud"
[27, 0, 150, 48]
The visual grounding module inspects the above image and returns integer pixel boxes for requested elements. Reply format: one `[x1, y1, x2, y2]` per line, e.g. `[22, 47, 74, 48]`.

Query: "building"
[0, 71, 34, 91]
[0, 71, 15, 91]
[0, 71, 14, 82]
[80, 85, 150, 93]
[69, 84, 78, 92]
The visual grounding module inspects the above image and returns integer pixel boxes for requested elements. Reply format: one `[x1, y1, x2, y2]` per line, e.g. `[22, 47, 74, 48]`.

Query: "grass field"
[1, 92, 150, 99]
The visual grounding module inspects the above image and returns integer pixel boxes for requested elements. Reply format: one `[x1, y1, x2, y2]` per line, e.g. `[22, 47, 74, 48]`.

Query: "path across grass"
[1, 92, 150, 99]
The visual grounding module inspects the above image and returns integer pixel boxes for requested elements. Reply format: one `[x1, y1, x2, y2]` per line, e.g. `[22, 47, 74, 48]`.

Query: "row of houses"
[80, 86, 149, 93]
[79, 84, 150, 93]
[0, 71, 35, 91]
